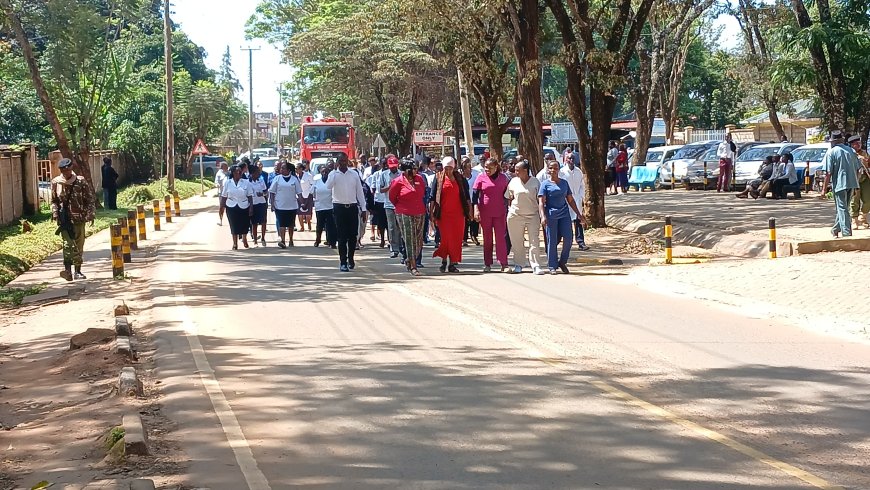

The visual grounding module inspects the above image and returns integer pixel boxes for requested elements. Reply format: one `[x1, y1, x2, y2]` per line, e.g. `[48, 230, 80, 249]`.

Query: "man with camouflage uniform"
[51, 158, 96, 281]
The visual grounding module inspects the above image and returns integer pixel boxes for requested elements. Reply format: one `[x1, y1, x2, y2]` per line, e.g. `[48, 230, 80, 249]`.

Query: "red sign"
[192, 139, 209, 155]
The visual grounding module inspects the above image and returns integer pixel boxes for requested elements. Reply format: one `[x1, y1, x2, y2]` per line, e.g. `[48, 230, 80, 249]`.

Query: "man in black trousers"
[101, 156, 119, 209]
[325, 154, 367, 272]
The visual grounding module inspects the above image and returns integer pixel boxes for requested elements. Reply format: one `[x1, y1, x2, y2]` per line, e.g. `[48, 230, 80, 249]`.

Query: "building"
[740, 99, 821, 144]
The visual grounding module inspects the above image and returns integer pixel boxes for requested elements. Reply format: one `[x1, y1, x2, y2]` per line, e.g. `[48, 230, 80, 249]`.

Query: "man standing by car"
[822, 130, 860, 238]
[101, 156, 119, 209]
[716, 133, 736, 192]
[52, 158, 96, 281]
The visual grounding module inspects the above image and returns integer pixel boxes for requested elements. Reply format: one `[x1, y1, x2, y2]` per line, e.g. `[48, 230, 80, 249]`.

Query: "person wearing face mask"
[472, 157, 510, 272]
[505, 160, 544, 274]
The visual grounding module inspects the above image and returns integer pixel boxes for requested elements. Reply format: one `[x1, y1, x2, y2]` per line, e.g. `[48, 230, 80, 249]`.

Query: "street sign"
[192, 139, 209, 155]
[280, 119, 290, 136]
[551, 122, 578, 143]
[413, 130, 445, 145]
[373, 134, 387, 148]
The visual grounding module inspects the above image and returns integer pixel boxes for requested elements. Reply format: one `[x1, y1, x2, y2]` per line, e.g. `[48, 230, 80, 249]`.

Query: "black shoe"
[330, 244, 337, 249]
[340, 264, 350, 272]
[60, 269, 73, 281]
[439, 262, 447, 273]
[559, 263, 570, 274]
[349, 260, 355, 270]
[448, 264, 460, 273]
[314, 241, 320, 247]
[74, 272, 87, 280]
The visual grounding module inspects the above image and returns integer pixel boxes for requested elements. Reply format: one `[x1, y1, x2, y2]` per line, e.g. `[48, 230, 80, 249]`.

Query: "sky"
[172, 0, 742, 115]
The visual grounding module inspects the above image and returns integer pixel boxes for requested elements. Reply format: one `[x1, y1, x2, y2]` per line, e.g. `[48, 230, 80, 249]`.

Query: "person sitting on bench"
[736, 155, 775, 199]
[770, 152, 798, 199]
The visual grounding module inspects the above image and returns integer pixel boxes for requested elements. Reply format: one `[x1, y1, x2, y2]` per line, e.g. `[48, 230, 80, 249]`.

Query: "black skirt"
[274, 209, 298, 228]
[226, 205, 250, 236]
[250, 203, 267, 225]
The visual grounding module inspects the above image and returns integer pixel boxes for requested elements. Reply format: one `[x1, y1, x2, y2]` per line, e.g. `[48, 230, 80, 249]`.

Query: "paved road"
[149, 209, 870, 489]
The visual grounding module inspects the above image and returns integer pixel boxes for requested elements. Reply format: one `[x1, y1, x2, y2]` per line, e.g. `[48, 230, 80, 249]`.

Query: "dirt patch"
[619, 236, 664, 255]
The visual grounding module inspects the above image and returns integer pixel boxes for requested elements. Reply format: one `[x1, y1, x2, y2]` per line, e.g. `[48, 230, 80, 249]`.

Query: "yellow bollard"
[173, 191, 181, 217]
[664, 216, 673, 264]
[804, 161, 811, 192]
[768, 217, 777, 259]
[164, 195, 173, 223]
[671, 161, 676, 190]
[152, 199, 161, 231]
[110, 224, 124, 278]
[137, 205, 147, 241]
[118, 217, 132, 263]
[703, 160, 709, 190]
[126, 210, 138, 251]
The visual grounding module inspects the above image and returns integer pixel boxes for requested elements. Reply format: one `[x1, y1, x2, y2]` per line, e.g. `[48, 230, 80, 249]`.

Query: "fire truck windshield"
[303, 126, 349, 144]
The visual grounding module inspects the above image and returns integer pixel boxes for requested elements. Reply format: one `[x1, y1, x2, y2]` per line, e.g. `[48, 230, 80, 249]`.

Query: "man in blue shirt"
[822, 130, 860, 237]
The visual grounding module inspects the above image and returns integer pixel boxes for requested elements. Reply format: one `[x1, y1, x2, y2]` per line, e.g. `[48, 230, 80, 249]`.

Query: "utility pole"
[241, 46, 261, 154]
[164, 0, 175, 191]
[277, 87, 283, 154]
[456, 69, 475, 161]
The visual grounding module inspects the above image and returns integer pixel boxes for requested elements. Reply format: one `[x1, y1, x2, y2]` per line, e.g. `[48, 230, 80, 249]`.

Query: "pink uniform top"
[473, 172, 509, 217]
[388, 173, 427, 215]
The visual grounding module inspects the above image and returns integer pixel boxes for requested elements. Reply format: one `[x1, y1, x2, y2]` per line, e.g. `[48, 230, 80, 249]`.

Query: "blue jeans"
[833, 189, 854, 236]
[545, 216, 573, 269]
[573, 219, 586, 246]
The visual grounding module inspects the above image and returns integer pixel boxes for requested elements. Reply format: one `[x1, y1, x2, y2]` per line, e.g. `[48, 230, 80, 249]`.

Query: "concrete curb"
[122, 414, 149, 456]
[118, 367, 143, 397]
[113, 300, 130, 317]
[115, 316, 133, 336]
[572, 256, 651, 266]
[115, 336, 133, 359]
[61, 479, 156, 490]
[129, 480, 156, 490]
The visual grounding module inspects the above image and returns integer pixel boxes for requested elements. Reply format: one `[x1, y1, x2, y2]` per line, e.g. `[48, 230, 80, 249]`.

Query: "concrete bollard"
[670, 161, 676, 189]
[137, 204, 147, 241]
[115, 336, 133, 358]
[115, 316, 133, 336]
[703, 160, 709, 189]
[805, 161, 811, 192]
[164, 195, 173, 223]
[173, 191, 181, 217]
[127, 210, 138, 250]
[118, 367, 143, 396]
[768, 217, 777, 259]
[664, 216, 673, 265]
[110, 224, 124, 278]
[117, 217, 132, 263]
[122, 414, 149, 455]
[152, 199, 161, 231]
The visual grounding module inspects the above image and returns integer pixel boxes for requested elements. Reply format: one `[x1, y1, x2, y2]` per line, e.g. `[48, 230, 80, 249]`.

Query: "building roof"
[741, 99, 822, 124]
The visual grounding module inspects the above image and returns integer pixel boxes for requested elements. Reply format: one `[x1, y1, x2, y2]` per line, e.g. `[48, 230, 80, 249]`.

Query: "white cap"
[442, 156, 456, 167]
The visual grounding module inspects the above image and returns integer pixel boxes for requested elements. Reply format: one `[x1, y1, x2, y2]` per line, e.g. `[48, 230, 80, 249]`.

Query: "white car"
[733, 143, 802, 186]
[791, 142, 830, 176]
[308, 157, 333, 176]
[640, 144, 683, 167]
[659, 140, 719, 188]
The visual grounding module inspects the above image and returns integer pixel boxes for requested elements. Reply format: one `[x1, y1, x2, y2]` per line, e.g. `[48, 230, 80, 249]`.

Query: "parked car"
[791, 142, 830, 190]
[309, 157, 332, 177]
[637, 145, 683, 167]
[732, 143, 802, 187]
[192, 155, 227, 178]
[683, 147, 721, 190]
[38, 180, 51, 204]
[659, 140, 719, 188]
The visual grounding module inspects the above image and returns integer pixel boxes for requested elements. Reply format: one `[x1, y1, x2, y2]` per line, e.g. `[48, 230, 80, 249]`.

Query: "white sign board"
[373, 134, 387, 148]
[551, 122, 578, 143]
[413, 130, 445, 145]
[280, 119, 290, 136]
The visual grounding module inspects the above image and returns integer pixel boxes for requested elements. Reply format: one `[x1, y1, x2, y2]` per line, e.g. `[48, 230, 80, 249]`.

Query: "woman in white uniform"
[220, 165, 254, 250]
[269, 162, 303, 248]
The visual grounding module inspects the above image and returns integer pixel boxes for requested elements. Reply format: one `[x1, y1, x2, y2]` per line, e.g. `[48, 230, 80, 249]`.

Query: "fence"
[0, 145, 39, 226]
[688, 129, 727, 143]
[47, 149, 130, 191]
[37, 159, 52, 182]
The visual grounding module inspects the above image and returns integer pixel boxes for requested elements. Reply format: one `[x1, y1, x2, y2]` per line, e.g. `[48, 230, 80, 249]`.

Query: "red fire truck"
[299, 115, 357, 162]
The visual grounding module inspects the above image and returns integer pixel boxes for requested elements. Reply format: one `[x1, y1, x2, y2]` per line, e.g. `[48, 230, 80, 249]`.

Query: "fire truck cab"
[299, 115, 357, 162]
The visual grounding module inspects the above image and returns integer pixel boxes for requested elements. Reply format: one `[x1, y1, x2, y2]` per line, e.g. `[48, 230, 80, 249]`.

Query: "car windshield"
[737, 147, 778, 162]
[303, 125, 349, 144]
[672, 145, 709, 160]
[259, 158, 278, 169]
[791, 148, 828, 163]
[645, 151, 664, 163]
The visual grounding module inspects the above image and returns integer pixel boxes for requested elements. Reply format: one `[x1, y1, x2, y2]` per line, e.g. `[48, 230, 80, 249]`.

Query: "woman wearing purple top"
[472, 157, 510, 272]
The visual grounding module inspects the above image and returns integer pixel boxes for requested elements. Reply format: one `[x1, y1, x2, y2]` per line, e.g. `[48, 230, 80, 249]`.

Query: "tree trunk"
[452, 95, 462, 159]
[633, 47, 654, 167]
[765, 96, 786, 141]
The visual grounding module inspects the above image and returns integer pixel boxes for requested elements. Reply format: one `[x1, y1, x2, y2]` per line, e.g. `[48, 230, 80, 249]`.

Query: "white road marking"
[170, 246, 272, 490]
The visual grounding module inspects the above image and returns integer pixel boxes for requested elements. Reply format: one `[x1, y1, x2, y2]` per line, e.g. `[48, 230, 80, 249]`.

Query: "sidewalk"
[605, 190, 870, 257]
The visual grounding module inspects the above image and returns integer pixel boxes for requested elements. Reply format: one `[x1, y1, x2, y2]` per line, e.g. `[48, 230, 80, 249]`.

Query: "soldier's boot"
[74, 265, 86, 280]
[60, 264, 72, 282]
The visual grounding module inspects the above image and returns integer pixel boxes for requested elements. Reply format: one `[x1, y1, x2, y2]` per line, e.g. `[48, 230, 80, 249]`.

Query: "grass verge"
[0, 283, 47, 308]
[0, 178, 207, 287]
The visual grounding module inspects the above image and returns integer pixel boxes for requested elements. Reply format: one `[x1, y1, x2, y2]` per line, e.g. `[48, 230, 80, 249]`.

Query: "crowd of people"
[214, 151, 592, 276]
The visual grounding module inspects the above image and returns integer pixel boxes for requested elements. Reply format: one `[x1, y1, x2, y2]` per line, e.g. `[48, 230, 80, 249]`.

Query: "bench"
[628, 166, 659, 192]
[779, 168, 805, 199]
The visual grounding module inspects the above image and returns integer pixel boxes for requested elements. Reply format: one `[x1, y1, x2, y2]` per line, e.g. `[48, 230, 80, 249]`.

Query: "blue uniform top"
[823, 144, 860, 192]
[538, 178, 572, 220]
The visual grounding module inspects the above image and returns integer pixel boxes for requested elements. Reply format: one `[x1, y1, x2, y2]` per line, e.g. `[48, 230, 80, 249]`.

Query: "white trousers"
[506, 213, 542, 269]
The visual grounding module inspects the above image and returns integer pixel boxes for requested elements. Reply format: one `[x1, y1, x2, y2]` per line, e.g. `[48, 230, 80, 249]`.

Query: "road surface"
[149, 208, 870, 489]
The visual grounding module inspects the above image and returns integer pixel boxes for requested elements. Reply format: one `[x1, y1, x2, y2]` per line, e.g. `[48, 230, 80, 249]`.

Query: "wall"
[48, 150, 129, 190]
[0, 145, 39, 225]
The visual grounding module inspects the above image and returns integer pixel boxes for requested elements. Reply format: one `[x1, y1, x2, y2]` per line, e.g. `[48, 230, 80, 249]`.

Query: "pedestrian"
[248, 165, 269, 246]
[538, 160, 583, 274]
[269, 161, 303, 248]
[505, 160, 544, 275]
[367, 160, 387, 246]
[462, 159, 480, 246]
[848, 135, 870, 229]
[51, 158, 96, 281]
[220, 165, 254, 250]
[214, 161, 230, 225]
[326, 154, 367, 272]
[101, 156, 119, 210]
[379, 154, 404, 258]
[716, 133, 736, 192]
[389, 158, 427, 276]
[296, 162, 314, 232]
[562, 147, 580, 168]
[606, 140, 618, 195]
[312, 162, 337, 248]
[821, 130, 860, 238]
[614, 144, 629, 194]
[473, 157, 510, 272]
[431, 156, 472, 273]
[560, 155, 589, 250]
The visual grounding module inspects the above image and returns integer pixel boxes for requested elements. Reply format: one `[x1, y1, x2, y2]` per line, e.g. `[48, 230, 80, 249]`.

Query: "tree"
[217, 45, 242, 95]
[546, 0, 656, 226]
[0, 45, 53, 151]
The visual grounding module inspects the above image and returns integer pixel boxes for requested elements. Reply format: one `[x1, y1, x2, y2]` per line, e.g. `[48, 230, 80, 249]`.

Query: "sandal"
[448, 264, 459, 273]
[410, 269, 422, 276]
[278, 241, 286, 249]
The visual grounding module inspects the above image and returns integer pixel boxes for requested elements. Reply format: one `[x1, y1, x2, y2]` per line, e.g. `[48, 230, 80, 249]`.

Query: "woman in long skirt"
[248, 166, 269, 246]
[220, 165, 253, 250]
[389, 159, 427, 276]
[431, 157, 472, 273]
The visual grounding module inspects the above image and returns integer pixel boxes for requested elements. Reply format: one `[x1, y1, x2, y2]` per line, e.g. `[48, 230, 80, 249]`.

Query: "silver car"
[733, 143, 801, 187]
[659, 140, 719, 188]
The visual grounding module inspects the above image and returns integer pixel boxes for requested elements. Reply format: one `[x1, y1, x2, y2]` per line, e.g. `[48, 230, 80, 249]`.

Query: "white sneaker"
[533, 267, 545, 275]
